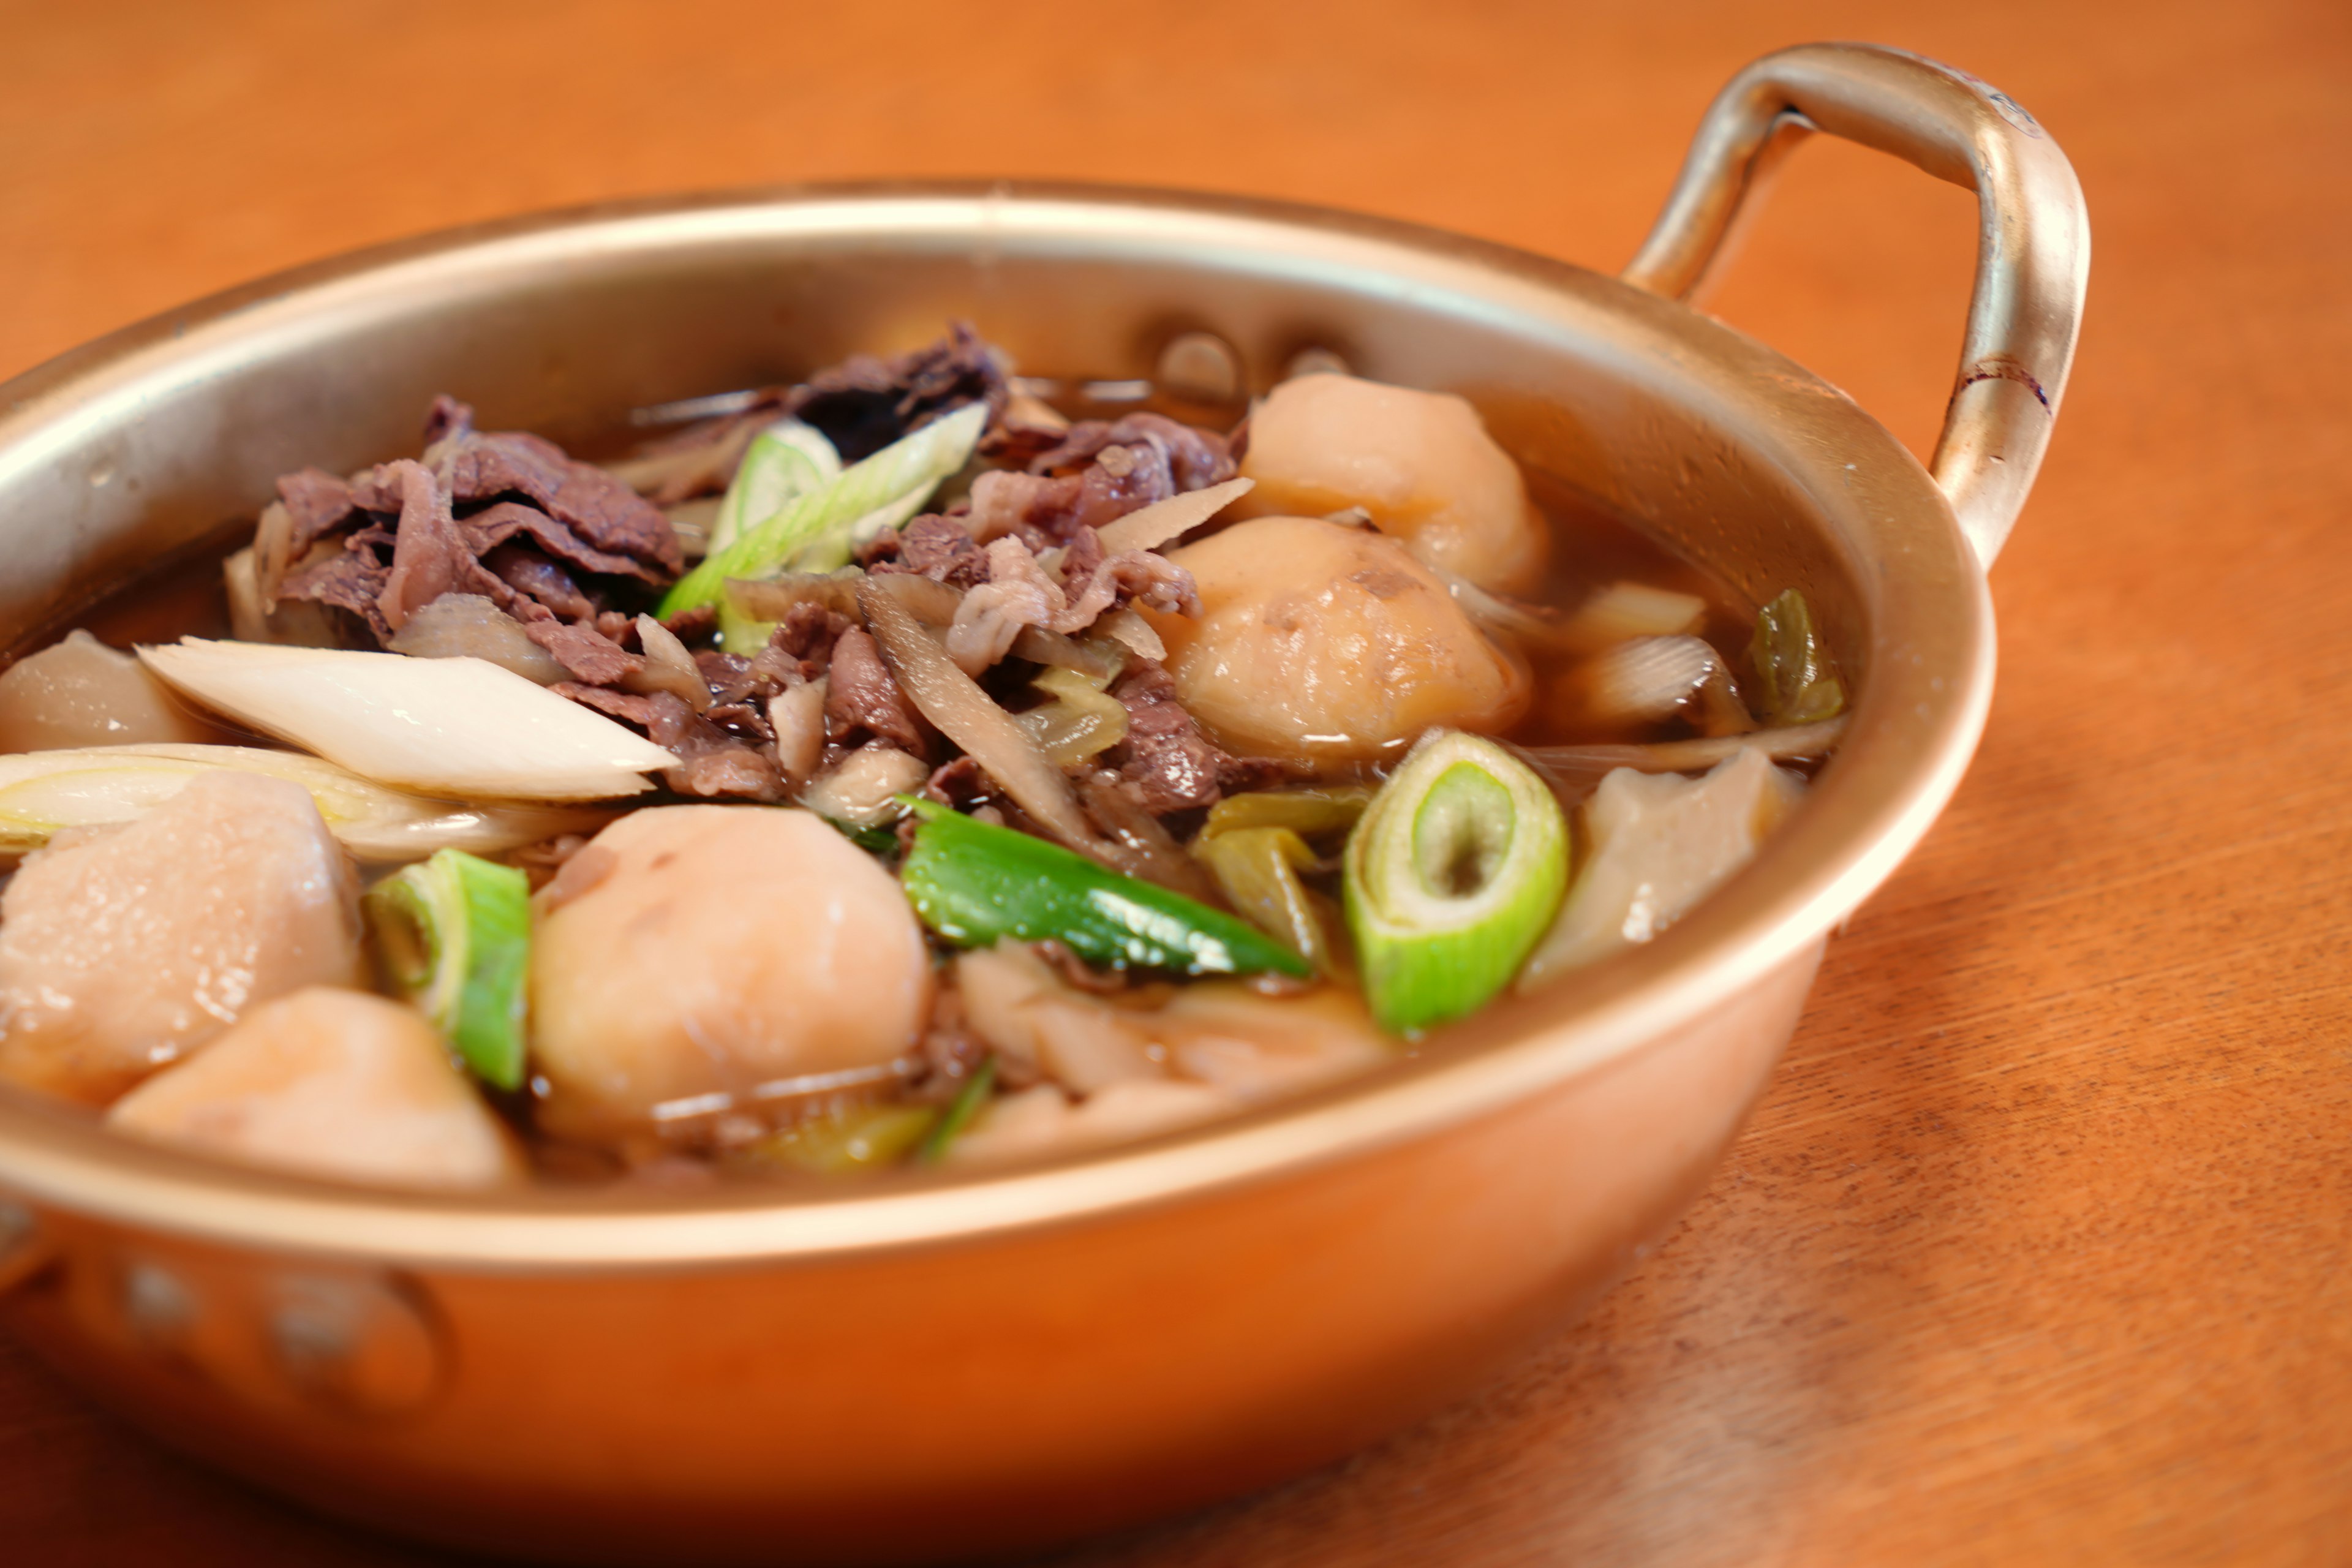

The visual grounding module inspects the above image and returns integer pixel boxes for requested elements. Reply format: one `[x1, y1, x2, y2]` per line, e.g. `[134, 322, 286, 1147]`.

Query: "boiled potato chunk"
[0, 629, 228, 752]
[1150, 516, 1528, 763]
[1237, 373, 1547, 594]
[1519, 747, 1806, 985]
[107, 987, 523, 1190]
[0, 770, 364, 1103]
[529, 806, 933, 1140]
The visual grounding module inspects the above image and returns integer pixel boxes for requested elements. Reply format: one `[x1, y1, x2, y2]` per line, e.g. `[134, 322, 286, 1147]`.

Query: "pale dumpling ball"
[529, 806, 933, 1142]
[1237, 373, 1548, 594]
[1147, 516, 1529, 764]
[0, 769, 364, 1104]
[108, 987, 523, 1191]
[0, 629, 228, 752]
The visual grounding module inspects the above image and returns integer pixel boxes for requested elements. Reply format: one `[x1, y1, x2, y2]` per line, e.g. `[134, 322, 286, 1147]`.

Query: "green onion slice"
[1193, 826, 1336, 974]
[919, 1056, 998, 1164]
[1749, 589, 1847, 725]
[1342, 730, 1568, 1035]
[363, 848, 533, 1090]
[897, 799, 1311, 978]
[661, 401, 987, 619]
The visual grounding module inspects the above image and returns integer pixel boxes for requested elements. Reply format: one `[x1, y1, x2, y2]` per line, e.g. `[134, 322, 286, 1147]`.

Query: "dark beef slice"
[274, 468, 358, 554]
[280, 543, 393, 643]
[823, 627, 922, 752]
[1104, 662, 1231, 813]
[460, 500, 666, 585]
[483, 543, 595, 621]
[526, 621, 644, 687]
[785, 321, 1006, 463]
[439, 429, 683, 576]
[895, 514, 990, 587]
[372, 460, 474, 632]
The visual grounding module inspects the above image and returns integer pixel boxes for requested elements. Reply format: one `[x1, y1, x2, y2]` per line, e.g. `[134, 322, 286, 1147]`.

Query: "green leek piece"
[1202, 784, 1374, 843]
[363, 848, 533, 1090]
[711, 421, 842, 650]
[661, 401, 987, 619]
[1749, 589, 1847, 725]
[1192, 825, 1335, 974]
[748, 1102, 939, 1177]
[1342, 731, 1568, 1035]
[919, 1056, 998, 1164]
[709, 420, 840, 556]
[896, 799, 1311, 978]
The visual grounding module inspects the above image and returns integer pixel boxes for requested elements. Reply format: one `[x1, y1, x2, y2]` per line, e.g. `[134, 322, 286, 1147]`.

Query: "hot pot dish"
[0, 44, 2084, 1566]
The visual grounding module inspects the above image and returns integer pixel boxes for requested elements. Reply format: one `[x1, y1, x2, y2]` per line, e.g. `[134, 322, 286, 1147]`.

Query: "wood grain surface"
[2, 1, 2348, 1562]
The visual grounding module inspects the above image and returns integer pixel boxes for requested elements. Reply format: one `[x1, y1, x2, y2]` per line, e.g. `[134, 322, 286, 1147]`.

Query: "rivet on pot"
[1284, 346, 1350, 381]
[1156, 331, 1241, 404]
[267, 1272, 445, 1419]
[119, 1261, 198, 1348]
[0, 1199, 48, 1295]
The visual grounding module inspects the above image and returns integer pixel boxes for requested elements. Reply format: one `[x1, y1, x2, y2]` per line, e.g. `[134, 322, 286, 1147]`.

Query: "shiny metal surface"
[1624, 43, 2090, 566]
[0, 43, 2079, 1566]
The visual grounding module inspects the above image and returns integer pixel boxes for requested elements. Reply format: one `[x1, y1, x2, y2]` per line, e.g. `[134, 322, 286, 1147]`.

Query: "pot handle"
[1623, 43, 2089, 568]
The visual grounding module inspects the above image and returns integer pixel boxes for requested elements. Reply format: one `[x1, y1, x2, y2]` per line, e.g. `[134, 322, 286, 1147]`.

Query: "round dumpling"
[529, 806, 933, 1141]
[1148, 516, 1529, 764]
[1237, 372, 1548, 594]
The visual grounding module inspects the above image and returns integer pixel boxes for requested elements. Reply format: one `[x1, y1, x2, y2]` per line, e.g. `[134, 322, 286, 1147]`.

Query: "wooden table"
[3, 1, 2346, 1561]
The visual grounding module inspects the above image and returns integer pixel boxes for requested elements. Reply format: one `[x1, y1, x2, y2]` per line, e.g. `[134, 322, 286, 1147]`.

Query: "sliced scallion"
[662, 401, 987, 619]
[896, 799, 1311, 978]
[364, 848, 533, 1090]
[1342, 730, 1568, 1035]
[1749, 589, 1846, 725]
[1192, 825, 1335, 974]
[919, 1056, 998, 1164]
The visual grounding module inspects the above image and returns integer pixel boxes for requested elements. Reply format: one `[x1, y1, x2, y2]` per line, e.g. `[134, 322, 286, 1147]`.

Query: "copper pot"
[0, 43, 2085, 1566]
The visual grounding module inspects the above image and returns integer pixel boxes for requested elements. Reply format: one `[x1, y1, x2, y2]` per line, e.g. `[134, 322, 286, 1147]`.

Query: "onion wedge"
[138, 639, 676, 801]
[0, 744, 612, 861]
[1094, 477, 1254, 554]
[858, 575, 1128, 869]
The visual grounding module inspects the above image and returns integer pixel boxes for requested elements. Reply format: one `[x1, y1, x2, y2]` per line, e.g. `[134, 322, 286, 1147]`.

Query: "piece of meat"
[548, 685, 784, 802]
[421, 393, 475, 448]
[1101, 661, 1233, 813]
[772, 601, 853, 667]
[526, 621, 644, 687]
[784, 321, 1008, 463]
[1031, 412, 1236, 492]
[660, 603, 718, 644]
[436, 428, 683, 577]
[824, 627, 922, 751]
[890, 513, 990, 587]
[374, 459, 472, 632]
[483, 543, 595, 620]
[1058, 549, 1202, 630]
[0, 771, 364, 1105]
[280, 541, 394, 643]
[275, 467, 358, 554]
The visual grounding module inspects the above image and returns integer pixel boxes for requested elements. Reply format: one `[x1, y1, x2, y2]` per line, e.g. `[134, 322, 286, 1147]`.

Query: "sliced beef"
[526, 622, 644, 687]
[280, 545, 393, 644]
[1100, 661, 1253, 814]
[890, 513, 990, 587]
[275, 468, 358, 554]
[462, 500, 664, 585]
[372, 460, 473, 632]
[436, 432, 683, 578]
[659, 603, 718, 644]
[1031, 412, 1235, 492]
[772, 601, 853, 668]
[784, 321, 1007, 463]
[551, 685, 784, 803]
[823, 628, 922, 752]
[483, 543, 594, 621]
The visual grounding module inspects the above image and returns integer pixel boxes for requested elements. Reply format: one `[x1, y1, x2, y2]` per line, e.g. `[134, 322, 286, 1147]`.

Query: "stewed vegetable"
[0, 325, 1847, 1190]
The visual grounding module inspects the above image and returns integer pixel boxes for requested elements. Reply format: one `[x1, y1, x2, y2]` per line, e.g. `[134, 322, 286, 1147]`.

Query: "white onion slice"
[138, 639, 676, 800]
[0, 744, 613, 860]
[1093, 477, 1254, 554]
